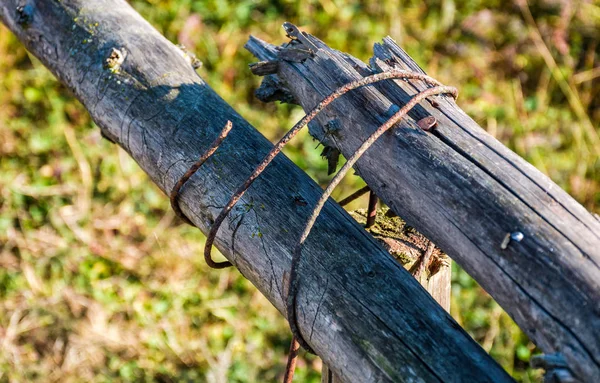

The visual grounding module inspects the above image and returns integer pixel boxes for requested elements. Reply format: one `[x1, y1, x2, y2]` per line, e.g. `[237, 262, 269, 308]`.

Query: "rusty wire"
[337, 185, 371, 206]
[282, 337, 301, 383]
[202, 69, 450, 269]
[169, 121, 234, 267]
[287, 84, 458, 352]
[169, 69, 457, 366]
[366, 191, 379, 228]
[414, 241, 437, 280]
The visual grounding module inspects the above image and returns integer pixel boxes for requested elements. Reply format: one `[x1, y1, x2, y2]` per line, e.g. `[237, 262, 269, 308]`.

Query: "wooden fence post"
[246, 30, 600, 381]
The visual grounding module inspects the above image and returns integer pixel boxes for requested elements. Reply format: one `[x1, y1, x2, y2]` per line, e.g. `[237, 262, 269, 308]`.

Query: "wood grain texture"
[246, 32, 600, 381]
[0, 1, 513, 382]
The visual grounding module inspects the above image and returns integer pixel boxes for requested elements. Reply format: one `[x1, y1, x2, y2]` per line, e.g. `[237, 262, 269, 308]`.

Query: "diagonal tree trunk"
[246, 32, 600, 381]
[0, 1, 514, 382]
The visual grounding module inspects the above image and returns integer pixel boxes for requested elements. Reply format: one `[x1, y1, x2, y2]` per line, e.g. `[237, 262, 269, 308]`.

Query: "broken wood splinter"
[249, 60, 280, 76]
[283, 21, 319, 54]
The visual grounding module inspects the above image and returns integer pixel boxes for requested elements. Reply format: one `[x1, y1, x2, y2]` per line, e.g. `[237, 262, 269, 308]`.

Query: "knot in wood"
[16, 3, 34, 26]
[105, 48, 126, 72]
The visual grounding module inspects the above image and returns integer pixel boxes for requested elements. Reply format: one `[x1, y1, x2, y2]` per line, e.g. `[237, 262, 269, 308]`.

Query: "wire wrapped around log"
[169, 70, 456, 355]
[287, 84, 457, 352]
[202, 70, 451, 270]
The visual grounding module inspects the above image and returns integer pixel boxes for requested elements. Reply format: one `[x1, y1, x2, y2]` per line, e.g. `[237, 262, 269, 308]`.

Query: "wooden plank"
[0, 1, 513, 382]
[246, 31, 600, 381]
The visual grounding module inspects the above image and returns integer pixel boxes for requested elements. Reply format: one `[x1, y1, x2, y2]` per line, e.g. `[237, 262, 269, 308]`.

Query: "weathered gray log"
[0, 1, 513, 382]
[323, 208, 452, 382]
[246, 32, 600, 381]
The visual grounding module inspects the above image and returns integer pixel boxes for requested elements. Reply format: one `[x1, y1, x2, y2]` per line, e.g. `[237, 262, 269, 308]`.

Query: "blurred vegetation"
[0, 0, 598, 382]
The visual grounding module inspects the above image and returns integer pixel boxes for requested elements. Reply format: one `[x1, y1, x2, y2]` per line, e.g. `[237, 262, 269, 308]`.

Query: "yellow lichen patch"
[350, 207, 449, 279]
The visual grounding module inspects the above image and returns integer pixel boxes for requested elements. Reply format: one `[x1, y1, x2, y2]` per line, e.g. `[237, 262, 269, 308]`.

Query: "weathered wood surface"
[0, 1, 514, 382]
[246, 32, 600, 381]
[323, 208, 452, 383]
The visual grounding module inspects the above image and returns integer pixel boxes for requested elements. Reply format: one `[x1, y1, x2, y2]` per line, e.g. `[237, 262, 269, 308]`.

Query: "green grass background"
[1, 0, 598, 382]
